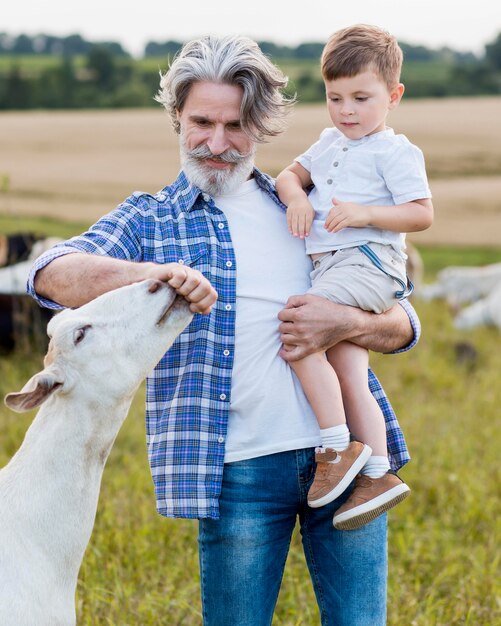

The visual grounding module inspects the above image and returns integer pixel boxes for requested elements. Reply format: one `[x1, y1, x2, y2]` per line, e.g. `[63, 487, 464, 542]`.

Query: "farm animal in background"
[418, 262, 501, 330]
[0, 280, 193, 626]
[0, 233, 39, 268]
[0, 236, 63, 352]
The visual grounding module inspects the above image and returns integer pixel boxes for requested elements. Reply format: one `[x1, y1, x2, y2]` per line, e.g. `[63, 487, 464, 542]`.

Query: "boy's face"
[324, 71, 404, 140]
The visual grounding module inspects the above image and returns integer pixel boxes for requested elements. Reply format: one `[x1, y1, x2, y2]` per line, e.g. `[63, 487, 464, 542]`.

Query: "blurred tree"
[87, 45, 115, 90]
[485, 32, 501, 70]
[12, 34, 35, 55]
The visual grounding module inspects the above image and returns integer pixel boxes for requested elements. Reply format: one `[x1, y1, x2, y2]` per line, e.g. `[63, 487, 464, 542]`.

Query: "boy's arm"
[324, 197, 434, 234]
[276, 162, 315, 239]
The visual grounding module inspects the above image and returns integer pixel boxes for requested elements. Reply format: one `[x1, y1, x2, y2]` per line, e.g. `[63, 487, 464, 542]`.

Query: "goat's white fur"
[418, 262, 501, 330]
[0, 237, 63, 294]
[0, 280, 193, 625]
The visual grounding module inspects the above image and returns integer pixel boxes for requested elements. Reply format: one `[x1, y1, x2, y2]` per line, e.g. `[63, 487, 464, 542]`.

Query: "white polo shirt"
[296, 127, 432, 256]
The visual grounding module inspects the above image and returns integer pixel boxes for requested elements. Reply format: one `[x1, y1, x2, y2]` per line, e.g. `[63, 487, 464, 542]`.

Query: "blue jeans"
[199, 448, 387, 626]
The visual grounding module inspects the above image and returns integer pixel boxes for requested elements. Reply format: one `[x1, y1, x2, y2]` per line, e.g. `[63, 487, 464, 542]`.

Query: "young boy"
[276, 24, 433, 530]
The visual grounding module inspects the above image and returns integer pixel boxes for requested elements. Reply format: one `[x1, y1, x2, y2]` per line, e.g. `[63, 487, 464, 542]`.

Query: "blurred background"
[0, 2, 500, 624]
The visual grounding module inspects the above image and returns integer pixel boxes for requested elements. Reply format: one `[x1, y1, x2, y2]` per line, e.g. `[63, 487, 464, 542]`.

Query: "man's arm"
[278, 294, 414, 361]
[35, 253, 217, 314]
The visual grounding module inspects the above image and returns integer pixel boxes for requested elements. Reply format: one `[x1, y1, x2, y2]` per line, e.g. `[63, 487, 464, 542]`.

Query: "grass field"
[1, 97, 501, 245]
[0, 244, 499, 625]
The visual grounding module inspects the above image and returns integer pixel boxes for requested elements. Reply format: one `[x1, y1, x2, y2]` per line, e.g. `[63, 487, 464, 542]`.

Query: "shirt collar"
[345, 127, 395, 147]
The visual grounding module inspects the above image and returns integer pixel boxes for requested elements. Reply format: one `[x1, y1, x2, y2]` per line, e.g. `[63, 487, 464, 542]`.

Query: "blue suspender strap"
[358, 244, 414, 300]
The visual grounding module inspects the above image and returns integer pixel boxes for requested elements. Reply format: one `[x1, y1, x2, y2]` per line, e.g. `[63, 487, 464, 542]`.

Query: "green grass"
[0, 213, 90, 239]
[0, 244, 500, 625]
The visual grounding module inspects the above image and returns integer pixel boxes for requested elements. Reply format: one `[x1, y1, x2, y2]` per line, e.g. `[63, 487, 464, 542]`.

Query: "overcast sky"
[4, 1, 500, 57]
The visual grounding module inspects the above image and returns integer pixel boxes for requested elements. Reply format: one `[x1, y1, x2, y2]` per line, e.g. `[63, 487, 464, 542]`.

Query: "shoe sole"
[333, 483, 410, 530]
[308, 444, 372, 508]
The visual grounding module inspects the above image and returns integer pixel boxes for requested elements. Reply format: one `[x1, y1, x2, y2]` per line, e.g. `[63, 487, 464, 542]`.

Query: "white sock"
[361, 455, 390, 479]
[320, 424, 350, 451]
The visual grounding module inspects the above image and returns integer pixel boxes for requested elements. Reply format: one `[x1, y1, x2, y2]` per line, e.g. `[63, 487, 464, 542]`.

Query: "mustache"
[186, 144, 249, 164]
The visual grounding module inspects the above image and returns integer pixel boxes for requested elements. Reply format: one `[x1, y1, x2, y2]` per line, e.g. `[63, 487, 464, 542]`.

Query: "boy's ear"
[389, 83, 405, 109]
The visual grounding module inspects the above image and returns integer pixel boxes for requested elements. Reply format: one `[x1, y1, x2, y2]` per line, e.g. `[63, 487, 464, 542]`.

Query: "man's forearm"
[278, 294, 414, 361]
[348, 303, 414, 353]
[34, 254, 156, 308]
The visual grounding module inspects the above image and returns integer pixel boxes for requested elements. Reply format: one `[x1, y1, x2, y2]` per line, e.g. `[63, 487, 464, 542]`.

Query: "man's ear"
[4, 367, 64, 412]
[389, 83, 405, 110]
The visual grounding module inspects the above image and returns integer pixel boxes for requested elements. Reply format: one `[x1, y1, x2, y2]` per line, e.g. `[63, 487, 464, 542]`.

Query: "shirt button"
[327, 178, 333, 184]
[217, 436, 225, 444]
[202, 193, 211, 202]
[333, 162, 339, 167]
[342, 147, 348, 152]
[219, 393, 227, 400]
[157, 194, 166, 201]
[223, 349, 230, 356]
[178, 259, 185, 265]
[225, 304, 232, 311]
[218, 223, 225, 229]
[226, 261, 233, 268]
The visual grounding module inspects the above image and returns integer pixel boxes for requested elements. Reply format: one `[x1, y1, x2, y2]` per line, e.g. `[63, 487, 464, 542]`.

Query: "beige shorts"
[307, 243, 407, 314]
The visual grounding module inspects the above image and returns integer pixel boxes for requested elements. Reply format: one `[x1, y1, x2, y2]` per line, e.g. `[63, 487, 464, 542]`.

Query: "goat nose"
[148, 279, 163, 293]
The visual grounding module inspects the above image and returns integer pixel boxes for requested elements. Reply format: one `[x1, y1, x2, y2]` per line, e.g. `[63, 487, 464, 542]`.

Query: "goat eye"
[73, 325, 91, 345]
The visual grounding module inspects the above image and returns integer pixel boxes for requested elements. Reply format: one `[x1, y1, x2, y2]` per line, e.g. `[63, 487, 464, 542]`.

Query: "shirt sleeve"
[27, 200, 144, 309]
[383, 139, 432, 205]
[388, 298, 421, 354]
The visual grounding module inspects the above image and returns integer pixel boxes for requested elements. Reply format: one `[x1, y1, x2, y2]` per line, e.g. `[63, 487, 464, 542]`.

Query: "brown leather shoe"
[333, 471, 410, 530]
[307, 441, 372, 508]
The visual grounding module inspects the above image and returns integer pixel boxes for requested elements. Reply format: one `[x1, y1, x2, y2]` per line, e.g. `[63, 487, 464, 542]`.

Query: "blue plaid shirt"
[28, 169, 417, 519]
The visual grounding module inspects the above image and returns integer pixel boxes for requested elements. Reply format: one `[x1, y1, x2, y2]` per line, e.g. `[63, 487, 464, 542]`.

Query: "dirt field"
[1, 97, 501, 246]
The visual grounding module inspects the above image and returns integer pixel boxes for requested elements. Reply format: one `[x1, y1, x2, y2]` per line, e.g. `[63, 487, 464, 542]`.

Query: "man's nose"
[207, 125, 230, 155]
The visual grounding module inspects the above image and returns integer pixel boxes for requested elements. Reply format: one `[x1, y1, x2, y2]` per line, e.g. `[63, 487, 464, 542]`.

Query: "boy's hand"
[324, 197, 371, 232]
[145, 263, 218, 315]
[287, 199, 315, 239]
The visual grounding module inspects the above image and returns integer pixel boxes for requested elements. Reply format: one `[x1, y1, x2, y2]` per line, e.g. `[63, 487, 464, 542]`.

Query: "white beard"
[180, 135, 256, 197]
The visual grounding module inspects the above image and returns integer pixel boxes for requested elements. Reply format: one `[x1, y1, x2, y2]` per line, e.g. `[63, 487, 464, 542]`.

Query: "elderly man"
[29, 35, 417, 626]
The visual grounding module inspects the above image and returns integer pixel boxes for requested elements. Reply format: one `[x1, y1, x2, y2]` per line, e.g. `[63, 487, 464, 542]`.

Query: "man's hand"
[324, 198, 370, 233]
[278, 294, 360, 361]
[144, 263, 218, 314]
[278, 293, 415, 360]
[287, 199, 315, 239]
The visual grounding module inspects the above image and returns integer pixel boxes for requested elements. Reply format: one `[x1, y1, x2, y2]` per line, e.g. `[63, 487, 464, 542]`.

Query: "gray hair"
[155, 35, 294, 142]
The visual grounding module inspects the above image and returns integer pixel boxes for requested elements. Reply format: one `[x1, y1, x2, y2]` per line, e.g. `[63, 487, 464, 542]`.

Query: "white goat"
[0, 237, 63, 295]
[418, 262, 501, 307]
[454, 281, 501, 330]
[0, 279, 193, 626]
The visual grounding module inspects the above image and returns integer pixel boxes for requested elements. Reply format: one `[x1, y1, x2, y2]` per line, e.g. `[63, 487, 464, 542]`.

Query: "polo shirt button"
[327, 179, 333, 184]
[218, 436, 225, 443]
[223, 349, 230, 356]
[226, 261, 233, 267]
[219, 393, 227, 400]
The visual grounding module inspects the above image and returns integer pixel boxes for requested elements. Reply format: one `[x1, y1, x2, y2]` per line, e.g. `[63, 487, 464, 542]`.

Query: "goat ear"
[4, 369, 64, 412]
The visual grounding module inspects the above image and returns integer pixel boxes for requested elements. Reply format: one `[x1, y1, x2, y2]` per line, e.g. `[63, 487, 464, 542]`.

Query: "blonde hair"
[321, 24, 403, 88]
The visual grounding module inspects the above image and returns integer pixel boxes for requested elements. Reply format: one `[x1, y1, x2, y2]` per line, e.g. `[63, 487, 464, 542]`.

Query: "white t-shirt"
[296, 127, 432, 256]
[213, 178, 321, 463]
